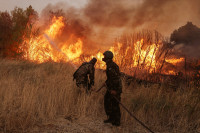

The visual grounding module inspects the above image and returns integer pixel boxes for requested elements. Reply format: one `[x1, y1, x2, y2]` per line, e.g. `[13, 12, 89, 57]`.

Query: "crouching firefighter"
[73, 58, 97, 93]
[102, 51, 122, 126]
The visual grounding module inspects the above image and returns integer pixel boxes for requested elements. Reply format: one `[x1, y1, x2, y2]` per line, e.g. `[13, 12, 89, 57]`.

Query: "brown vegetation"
[0, 59, 199, 133]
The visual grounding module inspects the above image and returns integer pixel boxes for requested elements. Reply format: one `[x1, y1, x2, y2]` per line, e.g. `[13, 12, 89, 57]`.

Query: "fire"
[21, 16, 83, 63]
[165, 58, 184, 65]
[45, 16, 65, 38]
[61, 39, 83, 61]
[95, 52, 105, 68]
[167, 70, 177, 75]
[133, 40, 158, 68]
[107, 39, 160, 73]
[18, 15, 182, 75]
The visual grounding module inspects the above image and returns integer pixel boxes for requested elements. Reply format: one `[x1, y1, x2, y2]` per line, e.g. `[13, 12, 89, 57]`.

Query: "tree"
[0, 11, 12, 57]
[0, 6, 38, 58]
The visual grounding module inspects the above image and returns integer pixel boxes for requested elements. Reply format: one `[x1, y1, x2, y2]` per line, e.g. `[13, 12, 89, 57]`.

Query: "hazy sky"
[0, 0, 88, 13]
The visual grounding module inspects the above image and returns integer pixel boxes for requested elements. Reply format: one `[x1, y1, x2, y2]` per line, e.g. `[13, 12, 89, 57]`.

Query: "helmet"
[103, 51, 113, 59]
[89, 57, 97, 65]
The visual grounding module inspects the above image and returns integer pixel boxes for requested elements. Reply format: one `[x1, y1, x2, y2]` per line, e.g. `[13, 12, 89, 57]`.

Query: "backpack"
[73, 62, 89, 80]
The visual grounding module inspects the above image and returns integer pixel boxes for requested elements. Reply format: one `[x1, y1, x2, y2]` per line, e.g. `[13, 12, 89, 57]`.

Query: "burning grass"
[13, 14, 186, 75]
[0, 59, 199, 133]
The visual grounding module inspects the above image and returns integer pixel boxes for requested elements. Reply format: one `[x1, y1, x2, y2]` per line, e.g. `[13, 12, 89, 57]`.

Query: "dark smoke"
[40, 0, 200, 48]
[170, 22, 200, 59]
[84, 0, 134, 27]
[83, 0, 200, 35]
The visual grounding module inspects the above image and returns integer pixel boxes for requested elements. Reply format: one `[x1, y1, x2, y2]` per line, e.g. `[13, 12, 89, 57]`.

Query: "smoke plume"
[40, 0, 200, 48]
[170, 22, 200, 59]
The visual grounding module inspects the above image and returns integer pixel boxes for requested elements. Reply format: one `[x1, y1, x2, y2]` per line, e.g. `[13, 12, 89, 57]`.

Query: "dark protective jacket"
[73, 62, 95, 86]
[105, 59, 122, 94]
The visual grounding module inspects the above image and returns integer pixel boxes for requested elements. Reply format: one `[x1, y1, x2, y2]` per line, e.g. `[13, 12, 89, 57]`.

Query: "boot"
[112, 121, 120, 126]
[104, 116, 113, 123]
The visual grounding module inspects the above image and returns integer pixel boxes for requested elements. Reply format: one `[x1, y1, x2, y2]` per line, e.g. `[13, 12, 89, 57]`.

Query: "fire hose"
[96, 83, 155, 133]
[44, 33, 155, 132]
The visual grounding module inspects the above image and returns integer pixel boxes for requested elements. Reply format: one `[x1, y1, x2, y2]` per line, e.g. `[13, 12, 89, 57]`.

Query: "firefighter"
[73, 58, 97, 93]
[102, 51, 122, 126]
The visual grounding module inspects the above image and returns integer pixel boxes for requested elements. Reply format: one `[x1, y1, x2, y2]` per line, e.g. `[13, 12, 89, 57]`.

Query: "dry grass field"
[0, 59, 199, 133]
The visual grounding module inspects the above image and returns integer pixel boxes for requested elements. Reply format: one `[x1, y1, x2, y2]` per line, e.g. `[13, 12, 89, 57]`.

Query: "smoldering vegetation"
[0, 60, 199, 133]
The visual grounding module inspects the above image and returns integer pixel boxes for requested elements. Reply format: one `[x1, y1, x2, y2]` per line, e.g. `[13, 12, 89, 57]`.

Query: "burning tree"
[0, 6, 38, 58]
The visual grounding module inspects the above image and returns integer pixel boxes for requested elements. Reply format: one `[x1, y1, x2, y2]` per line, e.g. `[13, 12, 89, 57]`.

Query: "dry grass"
[122, 83, 200, 133]
[0, 59, 199, 133]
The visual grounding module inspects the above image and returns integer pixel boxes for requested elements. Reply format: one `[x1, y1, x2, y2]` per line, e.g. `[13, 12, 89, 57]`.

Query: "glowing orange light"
[165, 58, 184, 65]
[18, 15, 181, 75]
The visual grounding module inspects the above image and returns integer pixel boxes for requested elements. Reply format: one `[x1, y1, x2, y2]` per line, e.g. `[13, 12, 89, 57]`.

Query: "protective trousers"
[104, 91, 121, 124]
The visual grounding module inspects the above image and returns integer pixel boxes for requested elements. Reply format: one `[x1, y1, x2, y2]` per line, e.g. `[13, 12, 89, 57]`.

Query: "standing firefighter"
[73, 58, 97, 93]
[102, 51, 122, 126]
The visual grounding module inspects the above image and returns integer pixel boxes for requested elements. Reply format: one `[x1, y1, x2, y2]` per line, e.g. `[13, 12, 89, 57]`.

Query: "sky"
[0, 0, 88, 13]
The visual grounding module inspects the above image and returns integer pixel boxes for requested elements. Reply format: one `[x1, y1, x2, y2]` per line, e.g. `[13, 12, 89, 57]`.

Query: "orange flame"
[45, 16, 65, 38]
[21, 16, 83, 63]
[105, 39, 160, 73]
[61, 39, 83, 61]
[165, 58, 184, 65]
[18, 16, 182, 75]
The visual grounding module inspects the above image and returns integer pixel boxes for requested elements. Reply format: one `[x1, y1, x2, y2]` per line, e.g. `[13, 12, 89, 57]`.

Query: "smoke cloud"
[170, 22, 200, 59]
[40, 0, 200, 49]
[83, 0, 200, 35]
